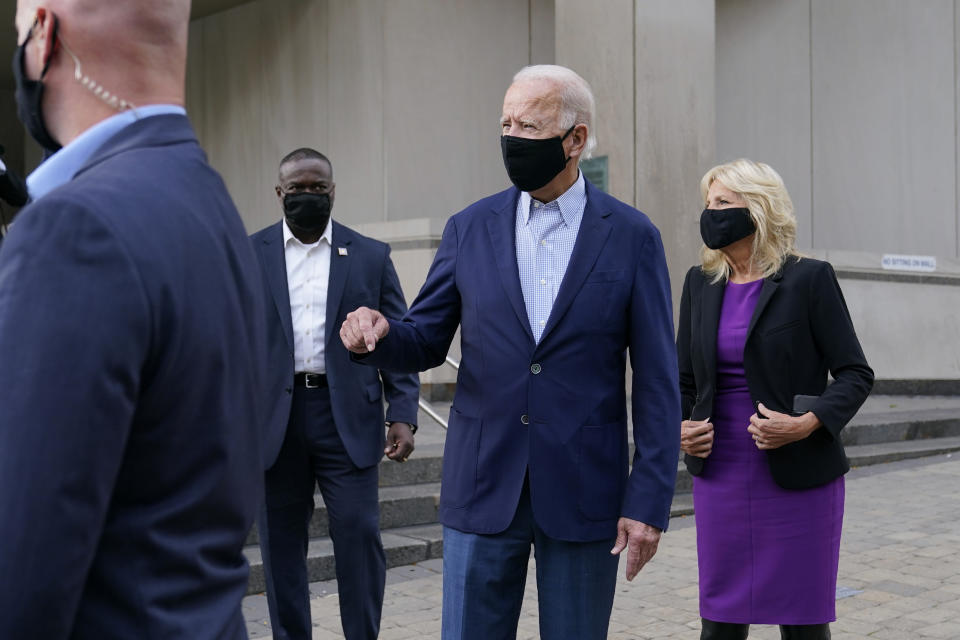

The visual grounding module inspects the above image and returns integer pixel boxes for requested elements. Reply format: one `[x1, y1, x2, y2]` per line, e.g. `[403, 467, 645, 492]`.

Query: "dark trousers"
[701, 619, 832, 640]
[259, 386, 385, 640]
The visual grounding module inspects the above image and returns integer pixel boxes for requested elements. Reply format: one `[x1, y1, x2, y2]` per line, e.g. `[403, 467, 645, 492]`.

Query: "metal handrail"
[418, 397, 449, 429]
[416, 355, 461, 429]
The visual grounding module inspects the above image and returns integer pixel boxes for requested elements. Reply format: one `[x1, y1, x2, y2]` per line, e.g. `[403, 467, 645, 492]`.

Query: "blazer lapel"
[536, 197, 612, 348]
[325, 222, 353, 346]
[260, 223, 294, 352]
[486, 190, 535, 345]
[746, 270, 784, 341]
[700, 278, 724, 390]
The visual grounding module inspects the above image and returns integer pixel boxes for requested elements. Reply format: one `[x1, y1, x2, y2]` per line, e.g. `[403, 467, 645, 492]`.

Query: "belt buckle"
[304, 373, 321, 389]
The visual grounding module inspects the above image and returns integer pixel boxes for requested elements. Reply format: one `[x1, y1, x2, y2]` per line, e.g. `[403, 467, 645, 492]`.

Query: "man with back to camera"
[0, 1, 267, 638]
[250, 148, 420, 640]
[341, 65, 681, 639]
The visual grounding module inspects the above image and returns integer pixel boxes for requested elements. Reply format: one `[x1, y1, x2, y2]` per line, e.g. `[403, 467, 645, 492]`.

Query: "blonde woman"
[676, 159, 874, 640]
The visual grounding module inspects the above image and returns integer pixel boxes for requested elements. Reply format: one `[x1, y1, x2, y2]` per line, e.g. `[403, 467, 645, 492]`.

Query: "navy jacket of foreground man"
[360, 180, 681, 539]
[0, 114, 267, 638]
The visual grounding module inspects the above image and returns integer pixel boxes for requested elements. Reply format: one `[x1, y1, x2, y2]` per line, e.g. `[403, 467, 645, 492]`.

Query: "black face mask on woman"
[283, 192, 331, 234]
[500, 125, 575, 192]
[699, 207, 756, 249]
[12, 15, 62, 153]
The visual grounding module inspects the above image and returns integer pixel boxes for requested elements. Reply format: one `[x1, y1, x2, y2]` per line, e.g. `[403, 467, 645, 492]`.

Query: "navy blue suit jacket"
[0, 115, 267, 639]
[361, 181, 681, 540]
[251, 221, 419, 470]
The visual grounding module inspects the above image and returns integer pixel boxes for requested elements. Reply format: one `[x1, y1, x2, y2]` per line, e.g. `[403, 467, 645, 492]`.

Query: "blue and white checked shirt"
[515, 172, 587, 342]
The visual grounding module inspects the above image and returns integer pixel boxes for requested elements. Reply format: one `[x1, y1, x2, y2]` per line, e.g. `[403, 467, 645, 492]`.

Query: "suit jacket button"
[285, 387, 293, 394]
[530, 363, 541, 375]
[520, 414, 529, 425]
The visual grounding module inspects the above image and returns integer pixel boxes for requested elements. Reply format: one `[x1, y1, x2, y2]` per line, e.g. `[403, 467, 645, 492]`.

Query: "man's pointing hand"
[341, 306, 390, 353]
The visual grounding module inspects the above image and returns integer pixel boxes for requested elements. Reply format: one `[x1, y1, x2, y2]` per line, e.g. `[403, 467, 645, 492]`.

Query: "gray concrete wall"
[186, 0, 535, 236]
[632, 0, 717, 300]
[715, 0, 960, 380]
[556, 0, 716, 302]
[177, 0, 960, 383]
[716, 0, 812, 247]
[717, 0, 960, 259]
[185, 0, 549, 386]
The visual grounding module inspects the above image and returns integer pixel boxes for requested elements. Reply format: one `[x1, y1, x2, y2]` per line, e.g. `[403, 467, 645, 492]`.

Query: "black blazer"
[677, 257, 874, 489]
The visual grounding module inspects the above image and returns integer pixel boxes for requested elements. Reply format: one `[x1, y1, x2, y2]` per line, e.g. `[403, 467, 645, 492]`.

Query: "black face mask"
[500, 125, 575, 192]
[13, 16, 62, 154]
[283, 192, 331, 234]
[699, 207, 756, 249]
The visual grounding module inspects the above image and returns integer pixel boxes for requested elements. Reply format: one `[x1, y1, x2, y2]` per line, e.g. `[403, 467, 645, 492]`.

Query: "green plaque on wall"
[581, 155, 609, 192]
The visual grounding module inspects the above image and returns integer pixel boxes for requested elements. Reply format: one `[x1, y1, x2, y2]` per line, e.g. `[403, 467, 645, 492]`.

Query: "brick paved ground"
[243, 453, 960, 639]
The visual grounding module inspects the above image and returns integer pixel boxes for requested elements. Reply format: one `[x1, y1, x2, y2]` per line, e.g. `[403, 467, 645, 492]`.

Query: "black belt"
[294, 372, 328, 389]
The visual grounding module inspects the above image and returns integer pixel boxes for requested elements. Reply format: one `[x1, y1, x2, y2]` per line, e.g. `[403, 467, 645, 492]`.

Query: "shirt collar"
[26, 104, 187, 202]
[283, 217, 333, 248]
[518, 170, 586, 227]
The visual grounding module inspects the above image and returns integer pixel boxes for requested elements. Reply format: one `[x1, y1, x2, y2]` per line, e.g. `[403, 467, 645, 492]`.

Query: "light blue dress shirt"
[26, 104, 187, 202]
[514, 171, 587, 342]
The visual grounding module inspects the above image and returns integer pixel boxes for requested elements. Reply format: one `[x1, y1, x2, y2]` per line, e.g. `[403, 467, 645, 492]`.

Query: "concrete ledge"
[845, 436, 960, 467]
[871, 379, 960, 395]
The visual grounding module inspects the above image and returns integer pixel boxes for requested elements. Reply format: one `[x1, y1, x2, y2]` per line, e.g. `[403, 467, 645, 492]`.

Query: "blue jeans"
[441, 479, 618, 640]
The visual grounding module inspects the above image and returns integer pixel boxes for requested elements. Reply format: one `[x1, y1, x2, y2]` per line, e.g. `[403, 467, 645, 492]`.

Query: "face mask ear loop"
[560, 123, 577, 165]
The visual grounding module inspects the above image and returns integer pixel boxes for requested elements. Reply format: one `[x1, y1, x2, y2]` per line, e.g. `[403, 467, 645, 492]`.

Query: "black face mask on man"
[283, 192, 331, 234]
[500, 124, 575, 192]
[699, 207, 756, 250]
[12, 15, 62, 153]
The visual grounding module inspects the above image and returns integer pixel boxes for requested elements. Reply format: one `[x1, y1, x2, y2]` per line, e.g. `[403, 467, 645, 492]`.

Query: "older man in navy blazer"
[342, 65, 681, 639]
[0, 1, 266, 638]
[251, 148, 419, 640]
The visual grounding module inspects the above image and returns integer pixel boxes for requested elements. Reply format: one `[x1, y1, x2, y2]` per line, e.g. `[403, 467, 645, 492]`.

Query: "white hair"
[512, 64, 597, 158]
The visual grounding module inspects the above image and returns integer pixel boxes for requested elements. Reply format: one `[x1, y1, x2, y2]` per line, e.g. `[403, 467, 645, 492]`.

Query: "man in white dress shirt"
[250, 148, 420, 640]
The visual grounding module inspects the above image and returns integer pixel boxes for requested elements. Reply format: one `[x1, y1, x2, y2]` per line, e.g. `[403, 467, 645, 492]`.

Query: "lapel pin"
[338, 247, 348, 256]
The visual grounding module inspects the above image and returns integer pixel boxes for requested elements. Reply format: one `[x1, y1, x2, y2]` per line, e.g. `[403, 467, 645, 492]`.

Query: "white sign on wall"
[880, 254, 937, 272]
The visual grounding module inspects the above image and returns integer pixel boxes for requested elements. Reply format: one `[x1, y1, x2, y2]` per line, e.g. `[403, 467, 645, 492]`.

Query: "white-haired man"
[0, 1, 266, 638]
[341, 65, 680, 638]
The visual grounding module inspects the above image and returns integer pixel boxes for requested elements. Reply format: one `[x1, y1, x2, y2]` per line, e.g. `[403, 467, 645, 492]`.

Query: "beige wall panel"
[634, 0, 716, 302]
[381, 0, 529, 224]
[811, 0, 956, 255]
[324, 0, 385, 226]
[956, 0, 960, 258]
[191, 1, 266, 233]
[255, 0, 330, 233]
[841, 279, 960, 379]
[555, 0, 634, 204]
[716, 0, 813, 248]
[530, 0, 556, 64]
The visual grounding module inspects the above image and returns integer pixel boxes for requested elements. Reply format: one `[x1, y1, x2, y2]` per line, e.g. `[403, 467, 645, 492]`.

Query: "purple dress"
[693, 280, 844, 625]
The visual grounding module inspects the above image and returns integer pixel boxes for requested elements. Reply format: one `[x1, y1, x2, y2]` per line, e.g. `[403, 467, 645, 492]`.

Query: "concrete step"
[244, 492, 696, 594]
[378, 442, 444, 487]
[245, 523, 444, 594]
[245, 431, 960, 546]
[845, 435, 960, 466]
[244, 436, 959, 593]
[245, 482, 440, 546]
[388, 405, 960, 489]
[841, 410, 960, 445]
